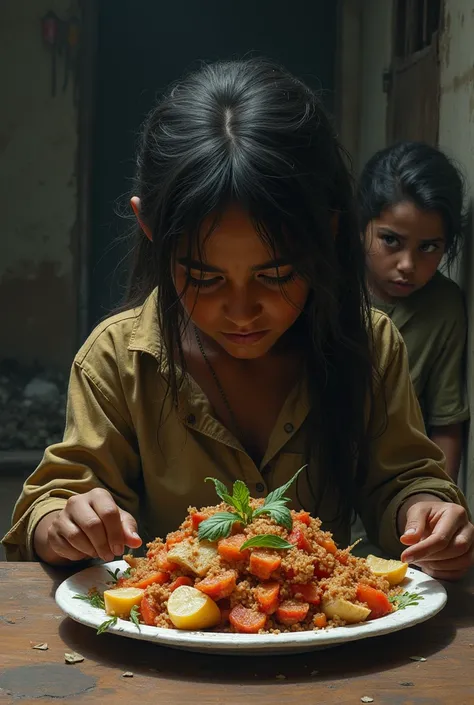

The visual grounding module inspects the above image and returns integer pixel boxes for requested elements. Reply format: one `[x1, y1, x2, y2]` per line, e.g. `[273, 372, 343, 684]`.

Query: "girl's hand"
[34, 488, 142, 565]
[398, 494, 474, 580]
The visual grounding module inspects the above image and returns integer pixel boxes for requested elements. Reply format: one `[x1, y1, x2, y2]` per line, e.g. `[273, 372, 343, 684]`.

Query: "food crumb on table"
[64, 651, 84, 664]
[30, 642, 48, 650]
[122, 672, 134, 678]
[361, 698, 374, 703]
[409, 656, 426, 662]
[400, 682, 414, 687]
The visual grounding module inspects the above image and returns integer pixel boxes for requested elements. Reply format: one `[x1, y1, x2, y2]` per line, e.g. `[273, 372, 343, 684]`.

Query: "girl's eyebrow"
[378, 227, 444, 244]
[177, 257, 290, 273]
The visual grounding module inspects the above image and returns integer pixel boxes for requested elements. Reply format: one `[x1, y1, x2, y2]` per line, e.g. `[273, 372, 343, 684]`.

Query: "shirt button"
[186, 413, 196, 425]
[284, 422, 294, 434]
[256, 482, 265, 493]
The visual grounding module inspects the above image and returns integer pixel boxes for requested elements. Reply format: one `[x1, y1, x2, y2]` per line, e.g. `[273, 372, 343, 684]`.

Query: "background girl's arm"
[1, 348, 141, 562]
[429, 423, 463, 481]
[355, 314, 468, 558]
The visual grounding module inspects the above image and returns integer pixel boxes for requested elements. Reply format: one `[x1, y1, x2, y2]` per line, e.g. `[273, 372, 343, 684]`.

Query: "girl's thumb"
[119, 510, 142, 548]
[399, 503, 430, 546]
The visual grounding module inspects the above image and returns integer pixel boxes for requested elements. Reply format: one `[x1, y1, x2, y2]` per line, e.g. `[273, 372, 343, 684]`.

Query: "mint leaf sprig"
[388, 591, 424, 610]
[198, 466, 306, 542]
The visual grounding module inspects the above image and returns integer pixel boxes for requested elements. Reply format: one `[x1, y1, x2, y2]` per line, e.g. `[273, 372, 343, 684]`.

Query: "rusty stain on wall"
[440, 64, 474, 94]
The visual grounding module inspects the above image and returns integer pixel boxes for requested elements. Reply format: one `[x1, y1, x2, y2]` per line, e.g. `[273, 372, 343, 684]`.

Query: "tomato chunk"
[319, 538, 337, 555]
[140, 594, 160, 626]
[191, 512, 207, 530]
[196, 570, 237, 600]
[290, 582, 321, 605]
[249, 550, 282, 580]
[169, 576, 193, 592]
[288, 527, 312, 552]
[295, 510, 311, 526]
[229, 605, 267, 633]
[276, 600, 310, 626]
[356, 584, 393, 619]
[217, 534, 250, 562]
[255, 581, 280, 614]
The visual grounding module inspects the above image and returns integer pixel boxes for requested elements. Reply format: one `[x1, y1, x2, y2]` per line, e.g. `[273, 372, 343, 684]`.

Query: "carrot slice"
[276, 599, 310, 626]
[133, 571, 169, 589]
[217, 534, 250, 562]
[288, 527, 312, 552]
[169, 576, 193, 592]
[249, 550, 282, 580]
[196, 570, 237, 600]
[229, 605, 267, 634]
[356, 584, 393, 619]
[295, 510, 311, 526]
[191, 512, 207, 530]
[140, 594, 160, 626]
[255, 581, 280, 614]
[290, 582, 321, 605]
[314, 612, 327, 628]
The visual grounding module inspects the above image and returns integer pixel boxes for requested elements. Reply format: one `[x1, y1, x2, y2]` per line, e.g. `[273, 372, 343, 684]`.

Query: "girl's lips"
[221, 331, 269, 345]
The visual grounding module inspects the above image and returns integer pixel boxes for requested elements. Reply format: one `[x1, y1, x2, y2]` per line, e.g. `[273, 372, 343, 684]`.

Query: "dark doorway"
[88, 0, 337, 329]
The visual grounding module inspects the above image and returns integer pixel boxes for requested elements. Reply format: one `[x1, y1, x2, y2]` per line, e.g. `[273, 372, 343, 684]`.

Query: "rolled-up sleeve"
[357, 315, 468, 557]
[2, 357, 141, 561]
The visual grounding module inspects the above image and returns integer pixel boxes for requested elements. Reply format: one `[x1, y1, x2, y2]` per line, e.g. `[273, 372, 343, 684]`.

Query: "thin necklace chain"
[193, 326, 243, 440]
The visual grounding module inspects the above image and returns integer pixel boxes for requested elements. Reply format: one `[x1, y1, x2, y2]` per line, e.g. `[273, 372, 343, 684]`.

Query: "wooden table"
[1, 563, 473, 705]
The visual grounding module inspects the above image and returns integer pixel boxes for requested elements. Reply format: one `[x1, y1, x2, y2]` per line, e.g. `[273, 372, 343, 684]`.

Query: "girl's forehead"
[378, 201, 445, 239]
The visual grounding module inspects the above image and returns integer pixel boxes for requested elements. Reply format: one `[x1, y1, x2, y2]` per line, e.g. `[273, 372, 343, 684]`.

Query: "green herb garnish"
[129, 604, 141, 631]
[388, 591, 424, 610]
[240, 535, 294, 551]
[122, 567, 132, 578]
[106, 567, 121, 583]
[73, 591, 105, 610]
[96, 616, 118, 634]
[198, 467, 306, 541]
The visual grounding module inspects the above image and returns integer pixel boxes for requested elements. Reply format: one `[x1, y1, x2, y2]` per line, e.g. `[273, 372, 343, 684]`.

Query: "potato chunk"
[167, 539, 218, 577]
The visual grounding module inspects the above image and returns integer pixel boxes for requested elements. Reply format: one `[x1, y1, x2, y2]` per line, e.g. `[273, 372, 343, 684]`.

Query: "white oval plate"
[56, 560, 447, 655]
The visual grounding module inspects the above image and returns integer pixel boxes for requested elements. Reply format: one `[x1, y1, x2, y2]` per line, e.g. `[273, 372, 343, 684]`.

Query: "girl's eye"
[381, 234, 399, 248]
[258, 271, 298, 286]
[420, 243, 439, 253]
[188, 274, 222, 289]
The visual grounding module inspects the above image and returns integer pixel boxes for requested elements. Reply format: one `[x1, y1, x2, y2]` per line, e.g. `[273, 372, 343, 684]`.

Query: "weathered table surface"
[0, 563, 473, 704]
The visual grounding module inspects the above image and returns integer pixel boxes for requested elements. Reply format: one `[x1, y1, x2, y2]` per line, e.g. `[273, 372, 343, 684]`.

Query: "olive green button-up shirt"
[2, 292, 466, 561]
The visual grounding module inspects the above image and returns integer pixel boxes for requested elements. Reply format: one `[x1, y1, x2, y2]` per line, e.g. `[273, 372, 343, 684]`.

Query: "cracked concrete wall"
[0, 0, 78, 370]
[439, 0, 474, 507]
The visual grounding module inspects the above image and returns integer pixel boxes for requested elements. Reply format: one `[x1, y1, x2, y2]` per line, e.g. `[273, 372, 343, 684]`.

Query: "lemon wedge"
[103, 587, 144, 619]
[322, 598, 371, 623]
[366, 554, 408, 586]
[167, 585, 220, 630]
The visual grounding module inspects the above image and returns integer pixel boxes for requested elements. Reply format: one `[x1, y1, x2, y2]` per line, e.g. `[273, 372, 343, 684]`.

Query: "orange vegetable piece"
[290, 582, 321, 605]
[196, 570, 237, 600]
[335, 550, 349, 565]
[276, 599, 310, 626]
[249, 550, 282, 580]
[288, 527, 312, 552]
[313, 562, 332, 580]
[140, 594, 160, 626]
[255, 581, 280, 614]
[356, 584, 393, 619]
[319, 538, 337, 555]
[155, 549, 179, 573]
[169, 576, 193, 592]
[191, 512, 207, 530]
[229, 605, 267, 633]
[133, 571, 169, 589]
[314, 612, 327, 628]
[217, 534, 250, 562]
[295, 510, 311, 526]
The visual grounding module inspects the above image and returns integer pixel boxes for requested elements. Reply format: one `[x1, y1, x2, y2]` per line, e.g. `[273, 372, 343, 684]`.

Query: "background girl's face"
[364, 200, 446, 302]
[174, 205, 310, 359]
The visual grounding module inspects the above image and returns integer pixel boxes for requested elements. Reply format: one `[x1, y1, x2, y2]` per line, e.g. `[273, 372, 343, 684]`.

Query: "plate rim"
[55, 560, 447, 653]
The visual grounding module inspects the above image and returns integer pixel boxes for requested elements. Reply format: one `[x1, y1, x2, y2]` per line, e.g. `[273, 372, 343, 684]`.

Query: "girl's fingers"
[401, 508, 466, 564]
[89, 492, 126, 557]
[49, 532, 91, 562]
[56, 518, 97, 557]
[118, 508, 142, 549]
[67, 498, 115, 562]
[413, 548, 473, 573]
[415, 525, 474, 562]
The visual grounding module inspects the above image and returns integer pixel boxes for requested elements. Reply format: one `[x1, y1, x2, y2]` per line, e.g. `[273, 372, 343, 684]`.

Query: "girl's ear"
[131, 196, 153, 241]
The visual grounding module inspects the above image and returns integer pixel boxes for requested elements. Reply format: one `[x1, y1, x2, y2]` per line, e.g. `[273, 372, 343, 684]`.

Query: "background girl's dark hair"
[122, 57, 375, 523]
[358, 141, 466, 267]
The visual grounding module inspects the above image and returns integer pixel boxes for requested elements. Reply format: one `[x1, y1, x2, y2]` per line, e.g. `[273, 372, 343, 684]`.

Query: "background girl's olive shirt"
[2, 293, 466, 561]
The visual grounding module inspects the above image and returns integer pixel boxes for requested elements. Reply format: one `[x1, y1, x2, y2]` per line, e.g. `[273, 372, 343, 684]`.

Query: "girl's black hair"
[123, 58, 375, 522]
[358, 141, 466, 266]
